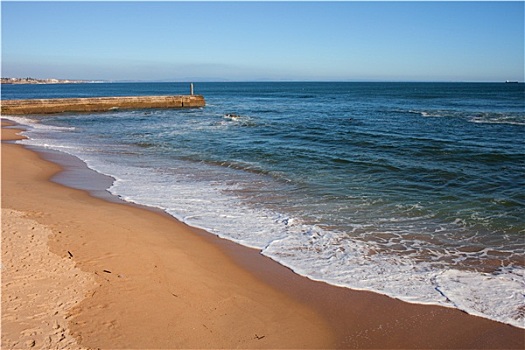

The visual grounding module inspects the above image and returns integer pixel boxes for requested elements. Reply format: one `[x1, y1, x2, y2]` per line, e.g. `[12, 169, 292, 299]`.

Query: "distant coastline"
[1, 77, 102, 85]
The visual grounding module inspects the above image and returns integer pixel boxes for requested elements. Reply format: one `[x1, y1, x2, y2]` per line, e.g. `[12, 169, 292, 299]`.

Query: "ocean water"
[3, 82, 524, 328]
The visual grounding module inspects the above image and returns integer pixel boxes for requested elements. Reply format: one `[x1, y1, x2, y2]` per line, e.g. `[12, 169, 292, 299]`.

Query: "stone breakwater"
[1, 95, 205, 115]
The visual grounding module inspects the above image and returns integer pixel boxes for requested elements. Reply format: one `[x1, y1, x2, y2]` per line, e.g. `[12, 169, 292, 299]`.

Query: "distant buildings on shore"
[1, 77, 100, 84]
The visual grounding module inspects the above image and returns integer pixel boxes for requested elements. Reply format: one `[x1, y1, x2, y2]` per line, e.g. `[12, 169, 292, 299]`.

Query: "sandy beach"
[2, 119, 524, 349]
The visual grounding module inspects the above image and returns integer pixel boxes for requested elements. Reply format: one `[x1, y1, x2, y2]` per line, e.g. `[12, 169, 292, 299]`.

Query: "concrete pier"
[1, 95, 205, 115]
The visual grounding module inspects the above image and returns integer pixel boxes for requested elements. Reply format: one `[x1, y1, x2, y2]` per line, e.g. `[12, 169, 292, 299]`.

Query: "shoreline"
[2, 119, 524, 348]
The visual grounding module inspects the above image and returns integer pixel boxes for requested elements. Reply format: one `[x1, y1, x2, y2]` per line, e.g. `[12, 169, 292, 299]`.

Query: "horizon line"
[2, 77, 523, 84]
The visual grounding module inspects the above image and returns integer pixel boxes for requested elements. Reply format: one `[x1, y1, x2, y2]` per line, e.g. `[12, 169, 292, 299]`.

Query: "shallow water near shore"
[3, 81, 524, 328]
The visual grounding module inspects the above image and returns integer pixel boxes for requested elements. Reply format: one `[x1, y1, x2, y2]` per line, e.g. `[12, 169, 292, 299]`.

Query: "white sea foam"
[470, 116, 525, 126]
[3, 116, 76, 131]
[263, 228, 525, 329]
[10, 116, 525, 329]
[436, 269, 525, 327]
[407, 109, 525, 126]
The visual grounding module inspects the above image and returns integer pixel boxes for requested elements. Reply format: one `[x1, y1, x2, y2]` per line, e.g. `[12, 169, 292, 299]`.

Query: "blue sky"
[2, 1, 524, 82]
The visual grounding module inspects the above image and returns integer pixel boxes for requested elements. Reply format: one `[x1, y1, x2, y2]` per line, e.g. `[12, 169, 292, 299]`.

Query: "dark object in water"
[225, 113, 242, 119]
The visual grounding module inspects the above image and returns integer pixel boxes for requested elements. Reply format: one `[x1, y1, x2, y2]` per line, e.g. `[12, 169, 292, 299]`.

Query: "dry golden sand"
[1, 208, 95, 349]
[1, 123, 94, 350]
[2, 119, 524, 349]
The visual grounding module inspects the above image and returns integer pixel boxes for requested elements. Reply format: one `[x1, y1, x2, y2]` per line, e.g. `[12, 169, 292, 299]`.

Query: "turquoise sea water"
[3, 82, 524, 327]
